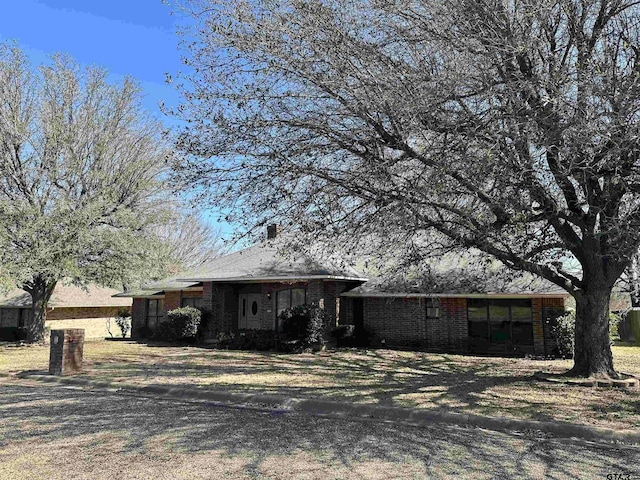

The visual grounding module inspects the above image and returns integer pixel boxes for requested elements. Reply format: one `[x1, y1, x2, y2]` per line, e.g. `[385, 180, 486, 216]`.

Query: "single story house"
[0, 283, 132, 340]
[119, 226, 568, 356]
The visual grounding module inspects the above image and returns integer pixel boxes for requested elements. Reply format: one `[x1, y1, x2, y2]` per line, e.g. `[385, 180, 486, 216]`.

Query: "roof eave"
[177, 275, 369, 283]
[341, 292, 570, 298]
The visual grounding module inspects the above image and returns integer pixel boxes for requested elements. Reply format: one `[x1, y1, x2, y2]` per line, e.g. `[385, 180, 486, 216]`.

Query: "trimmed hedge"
[279, 303, 328, 347]
[155, 307, 202, 342]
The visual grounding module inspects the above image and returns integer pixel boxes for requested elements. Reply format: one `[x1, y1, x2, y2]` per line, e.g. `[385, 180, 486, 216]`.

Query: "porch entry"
[238, 294, 261, 329]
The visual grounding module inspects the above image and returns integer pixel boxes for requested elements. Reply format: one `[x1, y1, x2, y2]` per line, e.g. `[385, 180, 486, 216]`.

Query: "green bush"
[279, 303, 328, 347]
[550, 311, 575, 358]
[155, 320, 177, 342]
[134, 325, 153, 339]
[164, 306, 202, 341]
[609, 311, 621, 340]
[114, 309, 131, 338]
[550, 310, 622, 357]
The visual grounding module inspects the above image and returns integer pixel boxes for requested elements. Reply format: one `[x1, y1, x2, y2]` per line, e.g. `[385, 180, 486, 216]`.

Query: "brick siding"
[131, 298, 146, 337]
[438, 297, 468, 352]
[340, 295, 566, 355]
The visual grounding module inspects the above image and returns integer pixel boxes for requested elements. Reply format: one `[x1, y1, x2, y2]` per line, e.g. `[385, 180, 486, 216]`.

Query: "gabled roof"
[115, 236, 368, 298]
[0, 283, 132, 308]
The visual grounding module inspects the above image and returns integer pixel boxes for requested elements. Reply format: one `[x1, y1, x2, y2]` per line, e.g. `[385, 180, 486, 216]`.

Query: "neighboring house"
[0, 283, 132, 340]
[119, 225, 568, 356]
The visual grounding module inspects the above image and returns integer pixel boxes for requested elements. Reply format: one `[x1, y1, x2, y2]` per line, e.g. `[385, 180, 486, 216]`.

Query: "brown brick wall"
[46, 306, 128, 321]
[339, 295, 567, 355]
[359, 297, 428, 347]
[164, 291, 181, 311]
[340, 296, 354, 325]
[203, 282, 213, 310]
[131, 298, 146, 337]
[440, 297, 468, 352]
[307, 280, 324, 308]
[207, 284, 237, 334]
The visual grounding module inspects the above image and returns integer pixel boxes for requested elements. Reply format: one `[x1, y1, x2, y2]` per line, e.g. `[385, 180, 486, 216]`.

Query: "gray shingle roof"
[346, 252, 568, 297]
[115, 236, 367, 297]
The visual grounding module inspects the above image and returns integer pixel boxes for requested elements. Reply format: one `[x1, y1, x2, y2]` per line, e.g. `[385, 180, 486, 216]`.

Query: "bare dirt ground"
[0, 380, 638, 480]
[1, 340, 639, 431]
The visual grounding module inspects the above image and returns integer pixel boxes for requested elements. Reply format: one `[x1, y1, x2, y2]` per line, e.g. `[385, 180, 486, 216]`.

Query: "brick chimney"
[266, 224, 282, 239]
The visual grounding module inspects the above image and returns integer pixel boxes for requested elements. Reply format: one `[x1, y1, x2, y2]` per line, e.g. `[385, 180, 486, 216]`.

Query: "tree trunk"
[569, 286, 617, 378]
[24, 276, 57, 343]
[629, 253, 640, 308]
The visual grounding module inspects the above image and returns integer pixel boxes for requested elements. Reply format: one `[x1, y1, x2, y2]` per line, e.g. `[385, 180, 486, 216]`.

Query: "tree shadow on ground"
[0, 383, 637, 480]
[72, 347, 571, 422]
[16, 343, 639, 429]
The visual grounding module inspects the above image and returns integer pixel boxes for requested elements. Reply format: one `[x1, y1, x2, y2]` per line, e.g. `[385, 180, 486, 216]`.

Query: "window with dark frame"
[467, 299, 533, 346]
[426, 298, 440, 319]
[276, 288, 307, 316]
[181, 297, 203, 309]
[146, 298, 164, 329]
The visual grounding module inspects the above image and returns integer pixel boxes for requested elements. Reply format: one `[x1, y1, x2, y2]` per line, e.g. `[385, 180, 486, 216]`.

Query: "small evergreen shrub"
[279, 303, 328, 347]
[609, 311, 621, 340]
[114, 309, 131, 338]
[155, 320, 177, 342]
[551, 311, 575, 358]
[165, 306, 202, 341]
[136, 325, 154, 339]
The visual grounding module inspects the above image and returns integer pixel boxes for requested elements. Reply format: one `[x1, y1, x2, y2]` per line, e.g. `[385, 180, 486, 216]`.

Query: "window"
[426, 298, 439, 319]
[146, 299, 164, 329]
[0, 308, 21, 328]
[467, 299, 533, 346]
[181, 297, 203, 309]
[468, 299, 489, 340]
[276, 288, 307, 316]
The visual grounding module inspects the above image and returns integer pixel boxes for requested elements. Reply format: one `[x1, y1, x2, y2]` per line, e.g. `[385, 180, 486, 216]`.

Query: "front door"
[239, 294, 262, 329]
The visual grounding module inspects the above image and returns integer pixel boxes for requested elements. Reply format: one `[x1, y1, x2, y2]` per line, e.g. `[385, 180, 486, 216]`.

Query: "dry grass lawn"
[1, 340, 639, 431]
[3, 382, 636, 480]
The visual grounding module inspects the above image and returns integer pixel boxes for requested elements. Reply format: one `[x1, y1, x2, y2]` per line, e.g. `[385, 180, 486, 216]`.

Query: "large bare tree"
[169, 0, 640, 377]
[0, 43, 171, 342]
[152, 210, 227, 273]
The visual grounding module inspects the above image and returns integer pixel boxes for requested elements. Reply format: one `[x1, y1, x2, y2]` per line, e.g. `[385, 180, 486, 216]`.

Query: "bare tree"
[169, 0, 640, 377]
[0, 43, 171, 342]
[152, 210, 226, 273]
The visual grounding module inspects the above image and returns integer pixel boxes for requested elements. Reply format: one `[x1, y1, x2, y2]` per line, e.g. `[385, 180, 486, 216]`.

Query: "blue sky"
[0, 0, 238, 238]
[0, 0, 182, 116]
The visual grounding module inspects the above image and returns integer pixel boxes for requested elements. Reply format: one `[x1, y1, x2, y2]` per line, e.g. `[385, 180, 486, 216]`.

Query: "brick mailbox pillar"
[49, 329, 85, 375]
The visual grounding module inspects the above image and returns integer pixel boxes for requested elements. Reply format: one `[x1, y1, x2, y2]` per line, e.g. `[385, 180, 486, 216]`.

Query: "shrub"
[215, 329, 282, 351]
[114, 309, 131, 338]
[163, 307, 202, 341]
[609, 311, 622, 340]
[155, 320, 177, 342]
[279, 303, 328, 347]
[136, 325, 154, 339]
[0, 327, 22, 341]
[551, 311, 575, 358]
[549, 310, 622, 356]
